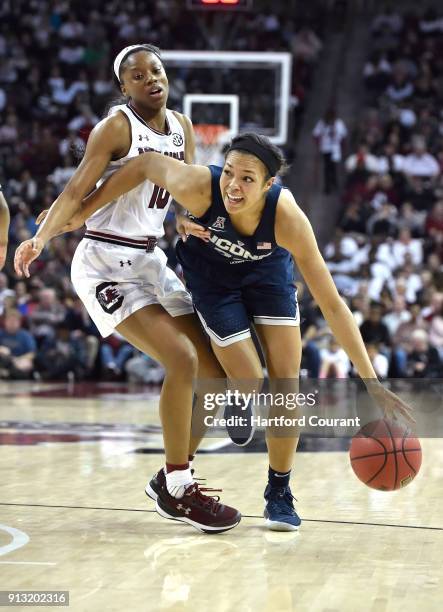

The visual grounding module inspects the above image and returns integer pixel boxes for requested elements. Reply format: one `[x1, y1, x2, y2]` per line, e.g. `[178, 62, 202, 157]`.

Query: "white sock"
[166, 468, 193, 498]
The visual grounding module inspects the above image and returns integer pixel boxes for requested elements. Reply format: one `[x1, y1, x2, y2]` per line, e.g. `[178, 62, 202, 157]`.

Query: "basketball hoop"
[194, 124, 231, 166]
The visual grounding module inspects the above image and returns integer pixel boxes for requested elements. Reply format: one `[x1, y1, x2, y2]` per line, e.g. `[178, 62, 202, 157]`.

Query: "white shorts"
[71, 238, 194, 337]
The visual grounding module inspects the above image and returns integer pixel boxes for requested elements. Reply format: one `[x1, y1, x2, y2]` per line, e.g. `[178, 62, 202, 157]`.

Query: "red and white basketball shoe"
[156, 482, 241, 534]
[145, 467, 199, 502]
[145, 468, 166, 501]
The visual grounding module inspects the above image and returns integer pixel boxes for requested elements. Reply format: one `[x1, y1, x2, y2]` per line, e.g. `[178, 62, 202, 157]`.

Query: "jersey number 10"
[148, 185, 170, 209]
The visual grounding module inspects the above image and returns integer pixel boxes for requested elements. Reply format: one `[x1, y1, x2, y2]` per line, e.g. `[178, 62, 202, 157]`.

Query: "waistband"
[84, 230, 158, 252]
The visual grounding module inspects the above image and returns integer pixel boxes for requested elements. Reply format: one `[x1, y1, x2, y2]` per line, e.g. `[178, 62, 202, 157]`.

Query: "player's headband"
[227, 137, 280, 176]
[113, 45, 161, 82]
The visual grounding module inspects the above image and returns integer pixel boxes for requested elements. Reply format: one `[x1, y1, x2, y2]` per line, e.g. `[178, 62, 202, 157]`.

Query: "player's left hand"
[365, 380, 415, 425]
[176, 214, 211, 243]
[14, 237, 45, 278]
[0, 242, 7, 270]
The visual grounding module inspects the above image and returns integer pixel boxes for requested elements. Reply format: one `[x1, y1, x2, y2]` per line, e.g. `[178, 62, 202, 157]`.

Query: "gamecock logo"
[96, 282, 124, 314]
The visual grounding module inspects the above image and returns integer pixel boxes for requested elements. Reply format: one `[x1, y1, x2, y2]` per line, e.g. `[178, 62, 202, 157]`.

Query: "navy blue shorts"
[190, 282, 300, 347]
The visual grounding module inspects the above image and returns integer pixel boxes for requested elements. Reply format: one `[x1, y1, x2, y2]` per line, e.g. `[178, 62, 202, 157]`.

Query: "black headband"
[227, 137, 280, 176]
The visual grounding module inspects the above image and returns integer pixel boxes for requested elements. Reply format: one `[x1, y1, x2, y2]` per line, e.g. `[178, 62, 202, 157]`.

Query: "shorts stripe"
[253, 314, 300, 326]
[196, 309, 251, 347]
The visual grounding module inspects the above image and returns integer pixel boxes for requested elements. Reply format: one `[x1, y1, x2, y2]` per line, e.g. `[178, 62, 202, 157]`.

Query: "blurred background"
[0, 0, 442, 384]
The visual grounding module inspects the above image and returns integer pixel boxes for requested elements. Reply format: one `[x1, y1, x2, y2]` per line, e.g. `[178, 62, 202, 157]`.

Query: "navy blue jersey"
[176, 165, 295, 290]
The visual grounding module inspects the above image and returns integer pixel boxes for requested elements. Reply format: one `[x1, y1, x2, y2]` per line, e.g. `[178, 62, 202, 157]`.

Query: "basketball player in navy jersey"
[18, 132, 415, 531]
[0, 186, 10, 270]
[14, 44, 241, 534]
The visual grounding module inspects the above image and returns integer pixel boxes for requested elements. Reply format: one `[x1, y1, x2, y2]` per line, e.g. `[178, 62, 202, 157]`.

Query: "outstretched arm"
[0, 190, 10, 270]
[14, 112, 130, 277]
[81, 151, 212, 221]
[275, 191, 414, 422]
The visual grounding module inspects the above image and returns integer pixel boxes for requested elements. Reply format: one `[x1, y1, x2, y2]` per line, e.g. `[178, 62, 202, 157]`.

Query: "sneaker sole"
[225, 404, 256, 447]
[146, 486, 181, 522]
[229, 428, 256, 447]
[264, 518, 300, 532]
[144, 483, 158, 501]
[155, 500, 241, 534]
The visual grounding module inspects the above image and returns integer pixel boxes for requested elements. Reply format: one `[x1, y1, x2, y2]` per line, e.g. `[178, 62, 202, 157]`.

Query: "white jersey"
[86, 104, 186, 239]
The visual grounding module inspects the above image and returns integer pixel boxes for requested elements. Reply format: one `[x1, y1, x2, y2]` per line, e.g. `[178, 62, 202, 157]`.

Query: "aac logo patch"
[212, 216, 226, 230]
[172, 133, 184, 147]
[96, 282, 124, 314]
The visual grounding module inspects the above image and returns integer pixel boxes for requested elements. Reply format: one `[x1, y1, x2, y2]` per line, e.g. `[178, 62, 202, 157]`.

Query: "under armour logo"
[138, 135, 149, 142]
[176, 504, 191, 515]
[120, 260, 132, 267]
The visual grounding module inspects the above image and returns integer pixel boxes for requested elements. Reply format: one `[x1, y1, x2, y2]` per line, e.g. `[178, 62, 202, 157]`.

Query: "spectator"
[313, 107, 347, 194]
[0, 272, 15, 316]
[14, 281, 31, 316]
[28, 288, 66, 343]
[392, 228, 423, 268]
[35, 321, 88, 381]
[429, 303, 443, 355]
[366, 342, 389, 378]
[125, 351, 165, 384]
[425, 200, 443, 243]
[385, 64, 414, 102]
[339, 201, 369, 235]
[359, 302, 391, 348]
[319, 337, 350, 378]
[345, 143, 380, 175]
[100, 333, 134, 380]
[0, 309, 36, 379]
[422, 291, 443, 323]
[0, 189, 10, 271]
[292, 27, 323, 64]
[63, 296, 100, 373]
[406, 329, 441, 378]
[382, 296, 411, 337]
[402, 136, 440, 181]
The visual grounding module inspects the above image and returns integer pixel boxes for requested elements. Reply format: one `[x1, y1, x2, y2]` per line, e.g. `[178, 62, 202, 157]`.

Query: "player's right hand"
[366, 380, 415, 425]
[14, 237, 45, 278]
[0, 242, 7, 270]
[176, 214, 211, 243]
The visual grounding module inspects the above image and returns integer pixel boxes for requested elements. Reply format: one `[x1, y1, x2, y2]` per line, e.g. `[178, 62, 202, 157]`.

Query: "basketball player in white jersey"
[15, 44, 240, 534]
[0, 186, 10, 270]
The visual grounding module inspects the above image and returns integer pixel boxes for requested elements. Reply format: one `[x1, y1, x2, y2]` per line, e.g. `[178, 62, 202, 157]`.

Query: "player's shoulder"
[275, 187, 311, 237]
[171, 110, 193, 133]
[277, 187, 303, 219]
[86, 110, 131, 154]
[91, 109, 130, 138]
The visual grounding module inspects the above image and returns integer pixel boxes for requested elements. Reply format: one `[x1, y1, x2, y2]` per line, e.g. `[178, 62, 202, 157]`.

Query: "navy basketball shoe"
[224, 397, 255, 446]
[156, 482, 241, 534]
[264, 484, 301, 531]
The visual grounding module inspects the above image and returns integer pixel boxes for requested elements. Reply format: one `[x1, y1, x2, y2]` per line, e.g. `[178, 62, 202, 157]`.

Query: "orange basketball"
[349, 419, 422, 491]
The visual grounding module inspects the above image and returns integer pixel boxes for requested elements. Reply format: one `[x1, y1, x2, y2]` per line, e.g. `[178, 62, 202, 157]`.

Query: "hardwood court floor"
[0, 382, 442, 612]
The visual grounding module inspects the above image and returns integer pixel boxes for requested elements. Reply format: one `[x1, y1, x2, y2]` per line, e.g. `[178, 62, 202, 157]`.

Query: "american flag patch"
[257, 242, 272, 250]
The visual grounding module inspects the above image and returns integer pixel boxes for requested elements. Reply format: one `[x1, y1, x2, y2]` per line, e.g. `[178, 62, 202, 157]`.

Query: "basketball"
[350, 420, 422, 491]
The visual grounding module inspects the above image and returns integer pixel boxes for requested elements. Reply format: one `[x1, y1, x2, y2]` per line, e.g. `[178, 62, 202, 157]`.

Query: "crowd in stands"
[303, 6, 443, 379]
[0, 0, 324, 381]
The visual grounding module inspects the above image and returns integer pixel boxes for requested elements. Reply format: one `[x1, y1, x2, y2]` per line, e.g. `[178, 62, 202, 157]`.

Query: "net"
[194, 124, 231, 166]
